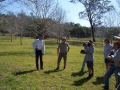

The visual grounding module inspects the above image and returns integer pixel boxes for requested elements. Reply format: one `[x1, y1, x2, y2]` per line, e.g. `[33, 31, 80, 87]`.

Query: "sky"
[1, 0, 117, 27]
[57, 0, 90, 27]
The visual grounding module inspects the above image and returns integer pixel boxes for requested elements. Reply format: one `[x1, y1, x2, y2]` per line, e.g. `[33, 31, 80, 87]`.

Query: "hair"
[114, 42, 120, 48]
[105, 38, 110, 43]
[83, 42, 86, 46]
[39, 34, 43, 37]
[87, 42, 91, 47]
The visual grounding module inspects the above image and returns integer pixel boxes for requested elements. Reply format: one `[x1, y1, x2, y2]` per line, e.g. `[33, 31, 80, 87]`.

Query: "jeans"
[104, 63, 116, 88]
[115, 68, 120, 88]
[81, 58, 86, 70]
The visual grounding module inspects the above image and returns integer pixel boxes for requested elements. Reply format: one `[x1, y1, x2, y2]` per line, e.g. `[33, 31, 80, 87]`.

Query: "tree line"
[0, 0, 120, 44]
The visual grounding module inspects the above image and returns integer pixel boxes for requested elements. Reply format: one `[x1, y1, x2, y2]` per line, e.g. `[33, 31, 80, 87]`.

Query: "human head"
[104, 38, 110, 44]
[38, 34, 43, 40]
[88, 40, 93, 46]
[89, 40, 93, 44]
[113, 42, 120, 50]
[62, 37, 66, 42]
[83, 42, 88, 47]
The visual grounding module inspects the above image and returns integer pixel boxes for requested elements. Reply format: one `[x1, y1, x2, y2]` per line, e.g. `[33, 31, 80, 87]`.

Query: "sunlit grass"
[0, 36, 116, 90]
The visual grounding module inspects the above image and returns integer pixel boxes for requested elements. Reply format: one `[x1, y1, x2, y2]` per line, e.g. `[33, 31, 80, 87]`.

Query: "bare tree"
[115, 0, 120, 27]
[17, 11, 30, 45]
[70, 0, 114, 42]
[6, 12, 17, 42]
[16, 0, 68, 38]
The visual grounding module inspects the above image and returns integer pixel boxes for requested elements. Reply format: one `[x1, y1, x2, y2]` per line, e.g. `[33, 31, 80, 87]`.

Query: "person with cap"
[104, 38, 113, 71]
[103, 42, 119, 89]
[80, 42, 88, 71]
[32, 34, 45, 70]
[107, 35, 120, 89]
[81, 40, 94, 79]
[55, 36, 70, 70]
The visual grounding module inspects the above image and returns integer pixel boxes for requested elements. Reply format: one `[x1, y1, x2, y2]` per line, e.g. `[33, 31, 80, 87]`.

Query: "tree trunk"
[20, 32, 22, 45]
[11, 34, 12, 42]
[91, 25, 95, 42]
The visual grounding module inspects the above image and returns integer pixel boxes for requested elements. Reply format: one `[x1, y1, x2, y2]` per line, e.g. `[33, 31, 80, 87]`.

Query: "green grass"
[0, 36, 115, 90]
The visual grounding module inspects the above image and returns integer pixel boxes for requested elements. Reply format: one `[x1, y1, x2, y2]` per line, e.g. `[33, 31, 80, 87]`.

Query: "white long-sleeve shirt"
[32, 39, 45, 54]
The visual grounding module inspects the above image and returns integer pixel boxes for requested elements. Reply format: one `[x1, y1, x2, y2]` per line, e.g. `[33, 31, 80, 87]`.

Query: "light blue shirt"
[84, 45, 94, 61]
[32, 39, 45, 54]
[104, 43, 113, 58]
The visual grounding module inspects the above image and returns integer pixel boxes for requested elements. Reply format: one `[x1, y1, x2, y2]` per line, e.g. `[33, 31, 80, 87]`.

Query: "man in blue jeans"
[104, 42, 119, 89]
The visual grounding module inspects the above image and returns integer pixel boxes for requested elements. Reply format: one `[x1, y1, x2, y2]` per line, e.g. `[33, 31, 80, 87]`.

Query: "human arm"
[41, 40, 45, 55]
[67, 45, 70, 52]
[57, 46, 59, 55]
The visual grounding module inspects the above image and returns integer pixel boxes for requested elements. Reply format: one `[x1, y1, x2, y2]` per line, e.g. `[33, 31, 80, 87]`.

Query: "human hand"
[107, 56, 111, 60]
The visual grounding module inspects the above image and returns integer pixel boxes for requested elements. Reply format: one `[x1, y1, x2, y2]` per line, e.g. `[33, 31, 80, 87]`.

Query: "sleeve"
[32, 39, 36, 49]
[41, 40, 45, 54]
[89, 46, 94, 54]
[32, 39, 37, 54]
[112, 50, 120, 61]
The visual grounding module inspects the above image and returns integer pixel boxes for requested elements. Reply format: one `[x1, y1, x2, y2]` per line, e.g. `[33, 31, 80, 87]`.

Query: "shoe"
[80, 69, 84, 72]
[63, 66, 66, 69]
[86, 75, 92, 79]
[55, 67, 59, 70]
[41, 68, 44, 70]
[86, 74, 93, 79]
[91, 73, 94, 77]
[102, 86, 109, 89]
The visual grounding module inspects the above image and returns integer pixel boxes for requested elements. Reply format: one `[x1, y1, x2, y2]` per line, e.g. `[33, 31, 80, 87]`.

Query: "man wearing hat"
[107, 35, 120, 89]
[55, 37, 70, 70]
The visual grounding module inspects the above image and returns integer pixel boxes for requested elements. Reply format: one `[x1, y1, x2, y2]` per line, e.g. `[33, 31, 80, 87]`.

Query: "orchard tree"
[17, 11, 31, 45]
[70, 0, 114, 42]
[16, 0, 67, 38]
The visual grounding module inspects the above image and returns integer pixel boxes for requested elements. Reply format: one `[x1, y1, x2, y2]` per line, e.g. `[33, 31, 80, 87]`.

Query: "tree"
[16, 0, 67, 38]
[70, 0, 114, 42]
[6, 12, 17, 42]
[17, 11, 31, 45]
[0, 14, 7, 36]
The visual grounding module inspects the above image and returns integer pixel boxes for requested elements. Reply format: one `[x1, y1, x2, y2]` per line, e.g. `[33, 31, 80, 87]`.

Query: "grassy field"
[0, 36, 116, 90]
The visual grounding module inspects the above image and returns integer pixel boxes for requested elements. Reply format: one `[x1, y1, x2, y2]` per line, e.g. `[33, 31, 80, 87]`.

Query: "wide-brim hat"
[114, 36, 120, 39]
[62, 37, 66, 40]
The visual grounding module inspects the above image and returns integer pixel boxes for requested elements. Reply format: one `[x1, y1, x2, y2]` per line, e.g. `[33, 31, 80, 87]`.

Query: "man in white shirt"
[32, 34, 45, 70]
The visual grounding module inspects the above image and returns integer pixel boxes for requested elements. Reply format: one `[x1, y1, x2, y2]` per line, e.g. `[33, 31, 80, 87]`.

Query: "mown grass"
[0, 36, 115, 90]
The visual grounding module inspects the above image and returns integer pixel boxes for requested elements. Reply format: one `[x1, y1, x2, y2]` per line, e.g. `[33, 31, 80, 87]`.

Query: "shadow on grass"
[44, 69, 64, 74]
[0, 51, 30, 56]
[12, 69, 36, 76]
[71, 70, 87, 77]
[72, 77, 91, 86]
[92, 76, 104, 85]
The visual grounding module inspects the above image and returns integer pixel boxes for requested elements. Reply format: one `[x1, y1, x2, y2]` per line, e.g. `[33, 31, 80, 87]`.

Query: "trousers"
[35, 50, 43, 70]
[104, 63, 116, 88]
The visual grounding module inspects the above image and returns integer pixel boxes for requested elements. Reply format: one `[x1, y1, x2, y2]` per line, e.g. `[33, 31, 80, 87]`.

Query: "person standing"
[103, 42, 119, 89]
[81, 42, 88, 71]
[107, 36, 120, 89]
[55, 37, 70, 70]
[104, 38, 113, 71]
[32, 34, 45, 70]
[81, 40, 94, 79]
